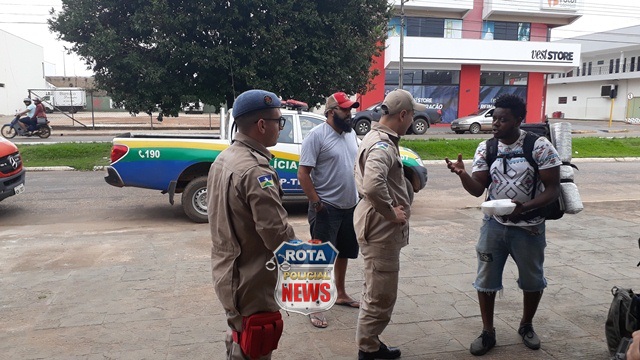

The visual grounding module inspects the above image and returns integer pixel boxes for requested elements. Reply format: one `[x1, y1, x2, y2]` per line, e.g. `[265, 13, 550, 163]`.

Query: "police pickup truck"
[104, 102, 427, 223]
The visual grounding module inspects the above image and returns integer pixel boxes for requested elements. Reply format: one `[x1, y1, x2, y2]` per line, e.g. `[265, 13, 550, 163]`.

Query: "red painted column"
[458, 65, 481, 118]
[526, 72, 545, 123]
[358, 43, 386, 110]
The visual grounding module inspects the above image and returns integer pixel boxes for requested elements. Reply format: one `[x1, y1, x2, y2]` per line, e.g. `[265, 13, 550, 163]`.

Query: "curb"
[24, 166, 75, 171]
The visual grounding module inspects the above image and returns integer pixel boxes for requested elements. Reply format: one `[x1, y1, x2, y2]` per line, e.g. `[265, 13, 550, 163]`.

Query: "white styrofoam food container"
[481, 199, 516, 216]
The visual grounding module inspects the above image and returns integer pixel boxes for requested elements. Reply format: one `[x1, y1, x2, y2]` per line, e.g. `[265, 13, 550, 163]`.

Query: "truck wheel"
[182, 176, 209, 223]
[469, 123, 481, 134]
[411, 118, 428, 135]
[354, 118, 371, 135]
[1, 125, 16, 139]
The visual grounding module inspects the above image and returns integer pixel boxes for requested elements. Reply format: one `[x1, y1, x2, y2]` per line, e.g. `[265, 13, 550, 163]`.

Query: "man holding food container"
[445, 94, 561, 356]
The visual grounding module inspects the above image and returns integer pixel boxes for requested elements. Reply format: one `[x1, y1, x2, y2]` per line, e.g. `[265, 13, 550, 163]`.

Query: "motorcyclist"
[32, 98, 48, 130]
[15, 98, 36, 134]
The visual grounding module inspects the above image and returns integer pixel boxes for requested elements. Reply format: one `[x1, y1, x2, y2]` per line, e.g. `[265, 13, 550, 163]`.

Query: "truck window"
[299, 115, 325, 140]
[277, 114, 295, 144]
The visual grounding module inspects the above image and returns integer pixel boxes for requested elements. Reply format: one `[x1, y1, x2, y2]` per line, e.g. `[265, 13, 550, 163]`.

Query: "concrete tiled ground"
[2, 195, 639, 359]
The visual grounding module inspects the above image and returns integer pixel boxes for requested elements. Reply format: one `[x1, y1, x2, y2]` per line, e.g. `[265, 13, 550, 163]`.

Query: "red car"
[0, 137, 25, 201]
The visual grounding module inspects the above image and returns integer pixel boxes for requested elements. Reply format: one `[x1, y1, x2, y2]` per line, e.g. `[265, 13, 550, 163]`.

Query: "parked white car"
[450, 107, 495, 134]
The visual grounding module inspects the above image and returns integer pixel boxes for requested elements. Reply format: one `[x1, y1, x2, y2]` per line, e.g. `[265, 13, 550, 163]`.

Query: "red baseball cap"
[326, 92, 359, 109]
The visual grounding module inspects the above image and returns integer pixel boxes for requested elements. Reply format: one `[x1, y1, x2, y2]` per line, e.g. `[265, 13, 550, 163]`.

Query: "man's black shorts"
[308, 203, 359, 259]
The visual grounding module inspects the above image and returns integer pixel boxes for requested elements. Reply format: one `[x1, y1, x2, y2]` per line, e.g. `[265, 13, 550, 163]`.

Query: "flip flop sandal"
[309, 314, 328, 328]
[335, 300, 360, 308]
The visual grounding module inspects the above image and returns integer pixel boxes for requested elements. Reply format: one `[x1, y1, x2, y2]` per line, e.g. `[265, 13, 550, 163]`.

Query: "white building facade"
[0, 29, 47, 116]
[546, 26, 640, 122]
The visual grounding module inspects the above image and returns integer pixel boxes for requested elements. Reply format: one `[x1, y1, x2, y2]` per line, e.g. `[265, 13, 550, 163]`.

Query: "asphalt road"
[2, 159, 638, 229]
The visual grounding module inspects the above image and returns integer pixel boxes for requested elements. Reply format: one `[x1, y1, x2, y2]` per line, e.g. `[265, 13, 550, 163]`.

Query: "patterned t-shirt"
[472, 130, 561, 226]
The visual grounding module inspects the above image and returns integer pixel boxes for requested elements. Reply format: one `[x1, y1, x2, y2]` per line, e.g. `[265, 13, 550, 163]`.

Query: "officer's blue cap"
[232, 89, 282, 118]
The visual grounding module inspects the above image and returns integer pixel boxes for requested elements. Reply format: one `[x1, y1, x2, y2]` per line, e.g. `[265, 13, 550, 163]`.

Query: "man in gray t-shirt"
[298, 92, 361, 328]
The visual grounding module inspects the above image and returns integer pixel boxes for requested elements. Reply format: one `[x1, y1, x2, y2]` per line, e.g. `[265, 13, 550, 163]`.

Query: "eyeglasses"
[258, 116, 287, 129]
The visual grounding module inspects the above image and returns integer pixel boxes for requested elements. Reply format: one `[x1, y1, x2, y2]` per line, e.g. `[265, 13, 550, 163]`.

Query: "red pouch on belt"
[233, 311, 283, 359]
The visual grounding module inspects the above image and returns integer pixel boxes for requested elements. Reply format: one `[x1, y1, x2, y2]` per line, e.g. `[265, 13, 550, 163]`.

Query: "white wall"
[546, 78, 640, 121]
[0, 29, 46, 116]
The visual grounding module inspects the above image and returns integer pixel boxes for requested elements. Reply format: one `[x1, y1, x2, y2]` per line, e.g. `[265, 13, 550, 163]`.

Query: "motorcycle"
[1, 115, 51, 139]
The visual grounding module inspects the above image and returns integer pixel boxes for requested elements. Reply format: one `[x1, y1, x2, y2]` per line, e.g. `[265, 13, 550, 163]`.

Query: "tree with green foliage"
[49, 0, 391, 116]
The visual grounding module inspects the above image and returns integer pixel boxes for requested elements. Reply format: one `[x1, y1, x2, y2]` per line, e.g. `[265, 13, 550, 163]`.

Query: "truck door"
[270, 113, 300, 194]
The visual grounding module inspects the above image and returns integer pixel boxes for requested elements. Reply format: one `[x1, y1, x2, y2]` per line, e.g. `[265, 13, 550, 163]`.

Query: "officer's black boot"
[358, 342, 401, 360]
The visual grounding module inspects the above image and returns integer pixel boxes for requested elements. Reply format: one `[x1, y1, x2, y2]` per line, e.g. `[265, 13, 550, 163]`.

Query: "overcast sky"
[1, 0, 639, 78]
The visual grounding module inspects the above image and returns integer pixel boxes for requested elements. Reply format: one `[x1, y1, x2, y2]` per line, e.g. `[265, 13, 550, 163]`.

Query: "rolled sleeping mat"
[560, 164, 574, 181]
[561, 182, 583, 214]
[551, 122, 573, 163]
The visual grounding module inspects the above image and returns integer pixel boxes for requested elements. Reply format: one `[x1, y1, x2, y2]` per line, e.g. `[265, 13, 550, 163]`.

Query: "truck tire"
[182, 176, 208, 223]
[411, 118, 428, 135]
[354, 118, 371, 135]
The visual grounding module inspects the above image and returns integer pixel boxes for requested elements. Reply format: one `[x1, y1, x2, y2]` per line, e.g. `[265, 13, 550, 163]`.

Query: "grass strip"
[401, 137, 640, 160]
[14, 137, 640, 171]
[17, 143, 112, 171]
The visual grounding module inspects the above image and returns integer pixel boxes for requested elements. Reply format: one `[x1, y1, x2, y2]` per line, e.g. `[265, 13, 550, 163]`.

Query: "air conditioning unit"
[601, 84, 618, 98]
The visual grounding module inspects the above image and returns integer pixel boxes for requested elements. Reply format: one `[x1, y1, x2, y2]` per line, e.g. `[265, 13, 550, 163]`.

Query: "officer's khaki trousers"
[356, 243, 402, 352]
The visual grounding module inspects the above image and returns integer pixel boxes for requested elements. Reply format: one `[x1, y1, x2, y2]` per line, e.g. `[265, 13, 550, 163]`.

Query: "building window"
[504, 72, 528, 85]
[559, 97, 567, 104]
[632, 57, 636, 72]
[582, 63, 586, 76]
[444, 19, 462, 39]
[483, 21, 529, 41]
[406, 17, 445, 37]
[517, 23, 530, 41]
[384, 70, 460, 86]
[396, 17, 463, 39]
[588, 62, 592, 75]
[386, 70, 399, 85]
[423, 70, 459, 85]
[401, 70, 423, 85]
[609, 59, 614, 74]
[480, 72, 503, 85]
[597, 60, 605, 65]
[623, 58, 627, 72]
[572, 96, 577, 101]
[615, 59, 620, 73]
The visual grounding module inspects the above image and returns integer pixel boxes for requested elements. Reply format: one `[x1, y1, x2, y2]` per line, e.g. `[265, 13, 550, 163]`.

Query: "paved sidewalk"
[1, 187, 639, 359]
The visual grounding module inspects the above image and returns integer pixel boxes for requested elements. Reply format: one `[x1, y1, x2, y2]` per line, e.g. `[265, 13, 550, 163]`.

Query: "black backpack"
[485, 123, 573, 221]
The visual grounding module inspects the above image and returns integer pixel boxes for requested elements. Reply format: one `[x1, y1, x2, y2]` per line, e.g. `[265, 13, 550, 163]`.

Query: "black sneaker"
[469, 328, 496, 356]
[518, 323, 541, 350]
[358, 342, 401, 360]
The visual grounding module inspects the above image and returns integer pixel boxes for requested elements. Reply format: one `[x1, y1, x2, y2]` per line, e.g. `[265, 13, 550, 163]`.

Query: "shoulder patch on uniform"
[257, 174, 275, 189]
[373, 142, 389, 150]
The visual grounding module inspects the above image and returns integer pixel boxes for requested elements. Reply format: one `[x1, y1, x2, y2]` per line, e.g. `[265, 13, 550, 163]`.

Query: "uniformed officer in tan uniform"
[354, 89, 426, 360]
[207, 89, 296, 360]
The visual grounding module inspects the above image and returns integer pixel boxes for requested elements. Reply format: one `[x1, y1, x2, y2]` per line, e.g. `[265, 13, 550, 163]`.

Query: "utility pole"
[399, 0, 407, 89]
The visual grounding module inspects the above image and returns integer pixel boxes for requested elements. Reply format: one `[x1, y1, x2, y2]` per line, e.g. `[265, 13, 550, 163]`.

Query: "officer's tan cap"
[381, 89, 426, 115]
